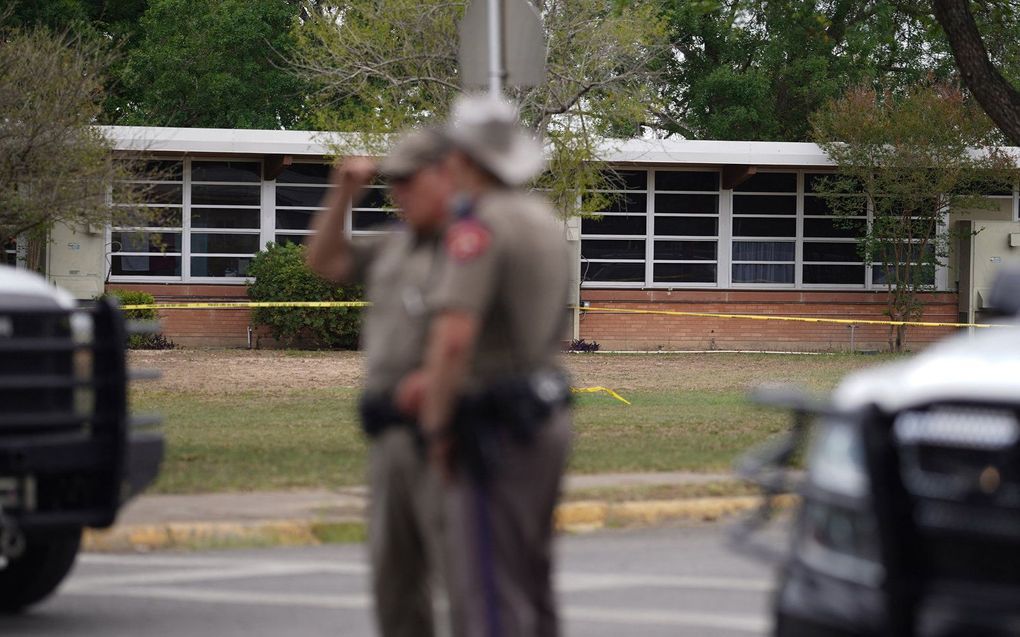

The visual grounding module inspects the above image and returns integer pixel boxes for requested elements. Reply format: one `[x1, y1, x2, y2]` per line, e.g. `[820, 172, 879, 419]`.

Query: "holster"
[452, 369, 573, 482]
[358, 390, 414, 439]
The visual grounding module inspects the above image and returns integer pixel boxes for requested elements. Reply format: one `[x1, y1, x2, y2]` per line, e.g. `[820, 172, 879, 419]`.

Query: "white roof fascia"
[100, 126, 1020, 169]
[101, 126, 360, 157]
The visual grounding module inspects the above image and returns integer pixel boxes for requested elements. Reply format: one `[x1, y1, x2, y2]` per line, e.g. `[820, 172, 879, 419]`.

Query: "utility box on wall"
[47, 223, 107, 300]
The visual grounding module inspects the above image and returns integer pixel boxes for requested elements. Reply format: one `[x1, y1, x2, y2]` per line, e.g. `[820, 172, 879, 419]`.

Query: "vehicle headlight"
[70, 311, 94, 417]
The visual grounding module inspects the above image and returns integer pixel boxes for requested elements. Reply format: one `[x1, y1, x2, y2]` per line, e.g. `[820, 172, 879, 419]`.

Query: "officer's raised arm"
[305, 157, 376, 284]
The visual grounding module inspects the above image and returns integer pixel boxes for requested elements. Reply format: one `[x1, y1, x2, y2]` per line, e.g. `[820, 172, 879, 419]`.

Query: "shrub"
[102, 289, 175, 349]
[246, 242, 362, 349]
[568, 338, 600, 353]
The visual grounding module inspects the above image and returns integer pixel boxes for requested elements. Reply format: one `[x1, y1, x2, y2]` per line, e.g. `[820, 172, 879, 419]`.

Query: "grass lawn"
[135, 351, 902, 494]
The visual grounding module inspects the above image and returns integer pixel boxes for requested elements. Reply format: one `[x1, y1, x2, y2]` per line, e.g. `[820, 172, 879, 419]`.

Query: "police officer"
[414, 96, 574, 637]
[305, 129, 454, 637]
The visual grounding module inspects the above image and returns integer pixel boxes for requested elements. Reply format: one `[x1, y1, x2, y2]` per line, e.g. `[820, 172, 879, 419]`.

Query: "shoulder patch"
[445, 219, 491, 263]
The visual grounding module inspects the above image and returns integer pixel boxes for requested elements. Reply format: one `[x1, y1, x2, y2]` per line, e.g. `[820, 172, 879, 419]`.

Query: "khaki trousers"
[442, 408, 573, 637]
[368, 427, 444, 637]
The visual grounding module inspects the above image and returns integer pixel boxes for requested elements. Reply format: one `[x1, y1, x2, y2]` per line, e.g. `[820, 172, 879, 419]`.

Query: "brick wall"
[107, 284, 255, 347]
[109, 283, 961, 352]
[579, 289, 960, 352]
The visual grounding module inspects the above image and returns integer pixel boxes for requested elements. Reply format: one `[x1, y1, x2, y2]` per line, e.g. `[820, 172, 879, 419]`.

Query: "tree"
[0, 27, 148, 271]
[933, 0, 1020, 146]
[117, 0, 308, 129]
[290, 0, 669, 215]
[658, 1, 956, 141]
[811, 84, 1015, 351]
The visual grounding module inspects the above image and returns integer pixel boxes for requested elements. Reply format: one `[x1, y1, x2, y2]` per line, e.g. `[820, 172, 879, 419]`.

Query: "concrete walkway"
[87, 471, 772, 551]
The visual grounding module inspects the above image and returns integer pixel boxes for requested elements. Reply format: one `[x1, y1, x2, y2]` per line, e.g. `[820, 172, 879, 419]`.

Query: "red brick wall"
[107, 284, 254, 347]
[109, 283, 961, 352]
[579, 289, 960, 352]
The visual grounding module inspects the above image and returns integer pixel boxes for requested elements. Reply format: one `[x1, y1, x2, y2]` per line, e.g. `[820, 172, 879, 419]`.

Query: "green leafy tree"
[811, 84, 1016, 351]
[658, 1, 956, 141]
[0, 26, 151, 271]
[291, 0, 669, 216]
[246, 242, 363, 349]
[118, 0, 307, 128]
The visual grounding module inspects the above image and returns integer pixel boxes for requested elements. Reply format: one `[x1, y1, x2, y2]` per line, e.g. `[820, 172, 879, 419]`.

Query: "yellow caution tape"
[576, 305, 1010, 330]
[121, 301, 369, 310]
[570, 386, 631, 405]
[118, 300, 1012, 329]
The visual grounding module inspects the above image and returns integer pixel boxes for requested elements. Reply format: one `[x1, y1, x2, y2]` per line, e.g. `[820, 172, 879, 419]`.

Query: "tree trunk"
[933, 0, 1020, 146]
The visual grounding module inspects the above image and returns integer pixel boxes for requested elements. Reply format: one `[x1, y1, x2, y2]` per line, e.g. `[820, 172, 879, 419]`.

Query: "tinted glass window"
[584, 191, 647, 213]
[277, 186, 329, 208]
[191, 256, 253, 277]
[191, 184, 260, 206]
[604, 170, 647, 190]
[111, 255, 181, 276]
[732, 264, 794, 284]
[655, 171, 719, 192]
[653, 241, 716, 261]
[653, 263, 716, 283]
[581, 240, 645, 260]
[654, 216, 717, 236]
[192, 161, 260, 183]
[734, 172, 796, 193]
[583, 262, 645, 282]
[276, 209, 317, 231]
[654, 194, 718, 214]
[732, 217, 795, 237]
[804, 217, 865, 238]
[732, 195, 797, 215]
[732, 241, 795, 262]
[804, 265, 865, 284]
[353, 210, 395, 230]
[191, 234, 260, 254]
[803, 242, 860, 262]
[191, 208, 260, 229]
[277, 163, 331, 184]
[111, 232, 182, 253]
[581, 215, 646, 236]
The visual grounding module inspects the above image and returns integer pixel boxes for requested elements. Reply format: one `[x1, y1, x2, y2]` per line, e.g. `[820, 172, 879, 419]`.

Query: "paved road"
[1, 523, 778, 637]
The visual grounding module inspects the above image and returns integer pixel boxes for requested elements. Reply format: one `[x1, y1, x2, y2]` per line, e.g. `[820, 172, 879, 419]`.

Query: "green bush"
[246, 242, 362, 349]
[102, 289, 175, 349]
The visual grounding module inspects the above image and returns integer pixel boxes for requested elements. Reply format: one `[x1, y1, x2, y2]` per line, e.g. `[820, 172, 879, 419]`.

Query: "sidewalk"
[84, 471, 781, 552]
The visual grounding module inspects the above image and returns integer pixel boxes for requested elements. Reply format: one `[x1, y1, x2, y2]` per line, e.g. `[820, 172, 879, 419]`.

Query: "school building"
[22, 126, 1020, 351]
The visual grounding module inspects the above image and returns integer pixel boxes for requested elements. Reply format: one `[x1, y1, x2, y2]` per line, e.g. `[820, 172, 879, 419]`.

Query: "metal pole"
[487, 0, 505, 96]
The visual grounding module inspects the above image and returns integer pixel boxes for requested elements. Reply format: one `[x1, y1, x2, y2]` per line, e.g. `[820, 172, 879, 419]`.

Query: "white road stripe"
[65, 585, 767, 633]
[65, 561, 366, 590]
[558, 572, 772, 593]
[564, 605, 768, 633]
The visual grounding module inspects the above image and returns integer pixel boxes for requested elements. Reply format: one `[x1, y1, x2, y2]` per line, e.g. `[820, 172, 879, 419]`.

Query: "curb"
[83, 495, 797, 552]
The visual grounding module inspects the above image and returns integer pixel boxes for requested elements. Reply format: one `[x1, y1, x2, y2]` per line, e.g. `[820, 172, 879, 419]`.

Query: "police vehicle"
[737, 267, 1020, 636]
[0, 265, 163, 611]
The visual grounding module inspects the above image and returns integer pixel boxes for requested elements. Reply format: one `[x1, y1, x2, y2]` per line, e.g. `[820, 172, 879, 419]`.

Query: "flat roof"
[102, 125, 1020, 168]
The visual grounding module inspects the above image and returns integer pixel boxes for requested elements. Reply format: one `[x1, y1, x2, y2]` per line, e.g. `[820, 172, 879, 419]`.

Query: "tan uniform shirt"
[352, 226, 444, 394]
[433, 190, 571, 387]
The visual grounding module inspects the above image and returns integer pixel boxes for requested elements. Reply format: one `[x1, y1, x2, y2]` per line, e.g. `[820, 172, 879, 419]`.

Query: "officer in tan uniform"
[305, 129, 454, 637]
[414, 96, 573, 637]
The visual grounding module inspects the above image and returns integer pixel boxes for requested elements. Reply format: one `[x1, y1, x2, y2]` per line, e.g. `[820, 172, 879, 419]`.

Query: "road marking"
[66, 585, 371, 610]
[564, 605, 768, 633]
[65, 561, 367, 590]
[558, 572, 772, 593]
[65, 585, 767, 633]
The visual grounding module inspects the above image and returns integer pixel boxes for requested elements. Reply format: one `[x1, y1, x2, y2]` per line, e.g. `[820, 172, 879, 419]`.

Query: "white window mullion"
[182, 157, 192, 281]
[645, 169, 654, 287]
[718, 187, 732, 288]
[261, 178, 275, 251]
[795, 172, 804, 288]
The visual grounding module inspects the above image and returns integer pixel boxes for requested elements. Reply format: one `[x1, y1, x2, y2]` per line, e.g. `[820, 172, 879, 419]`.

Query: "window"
[731, 172, 797, 285]
[580, 170, 648, 284]
[275, 162, 329, 246]
[3, 239, 17, 267]
[110, 160, 184, 278]
[190, 161, 261, 278]
[803, 173, 866, 286]
[652, 171, 720, 284]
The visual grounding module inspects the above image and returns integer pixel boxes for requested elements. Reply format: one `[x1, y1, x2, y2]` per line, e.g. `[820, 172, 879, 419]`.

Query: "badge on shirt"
[446, 219, 491, 263]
